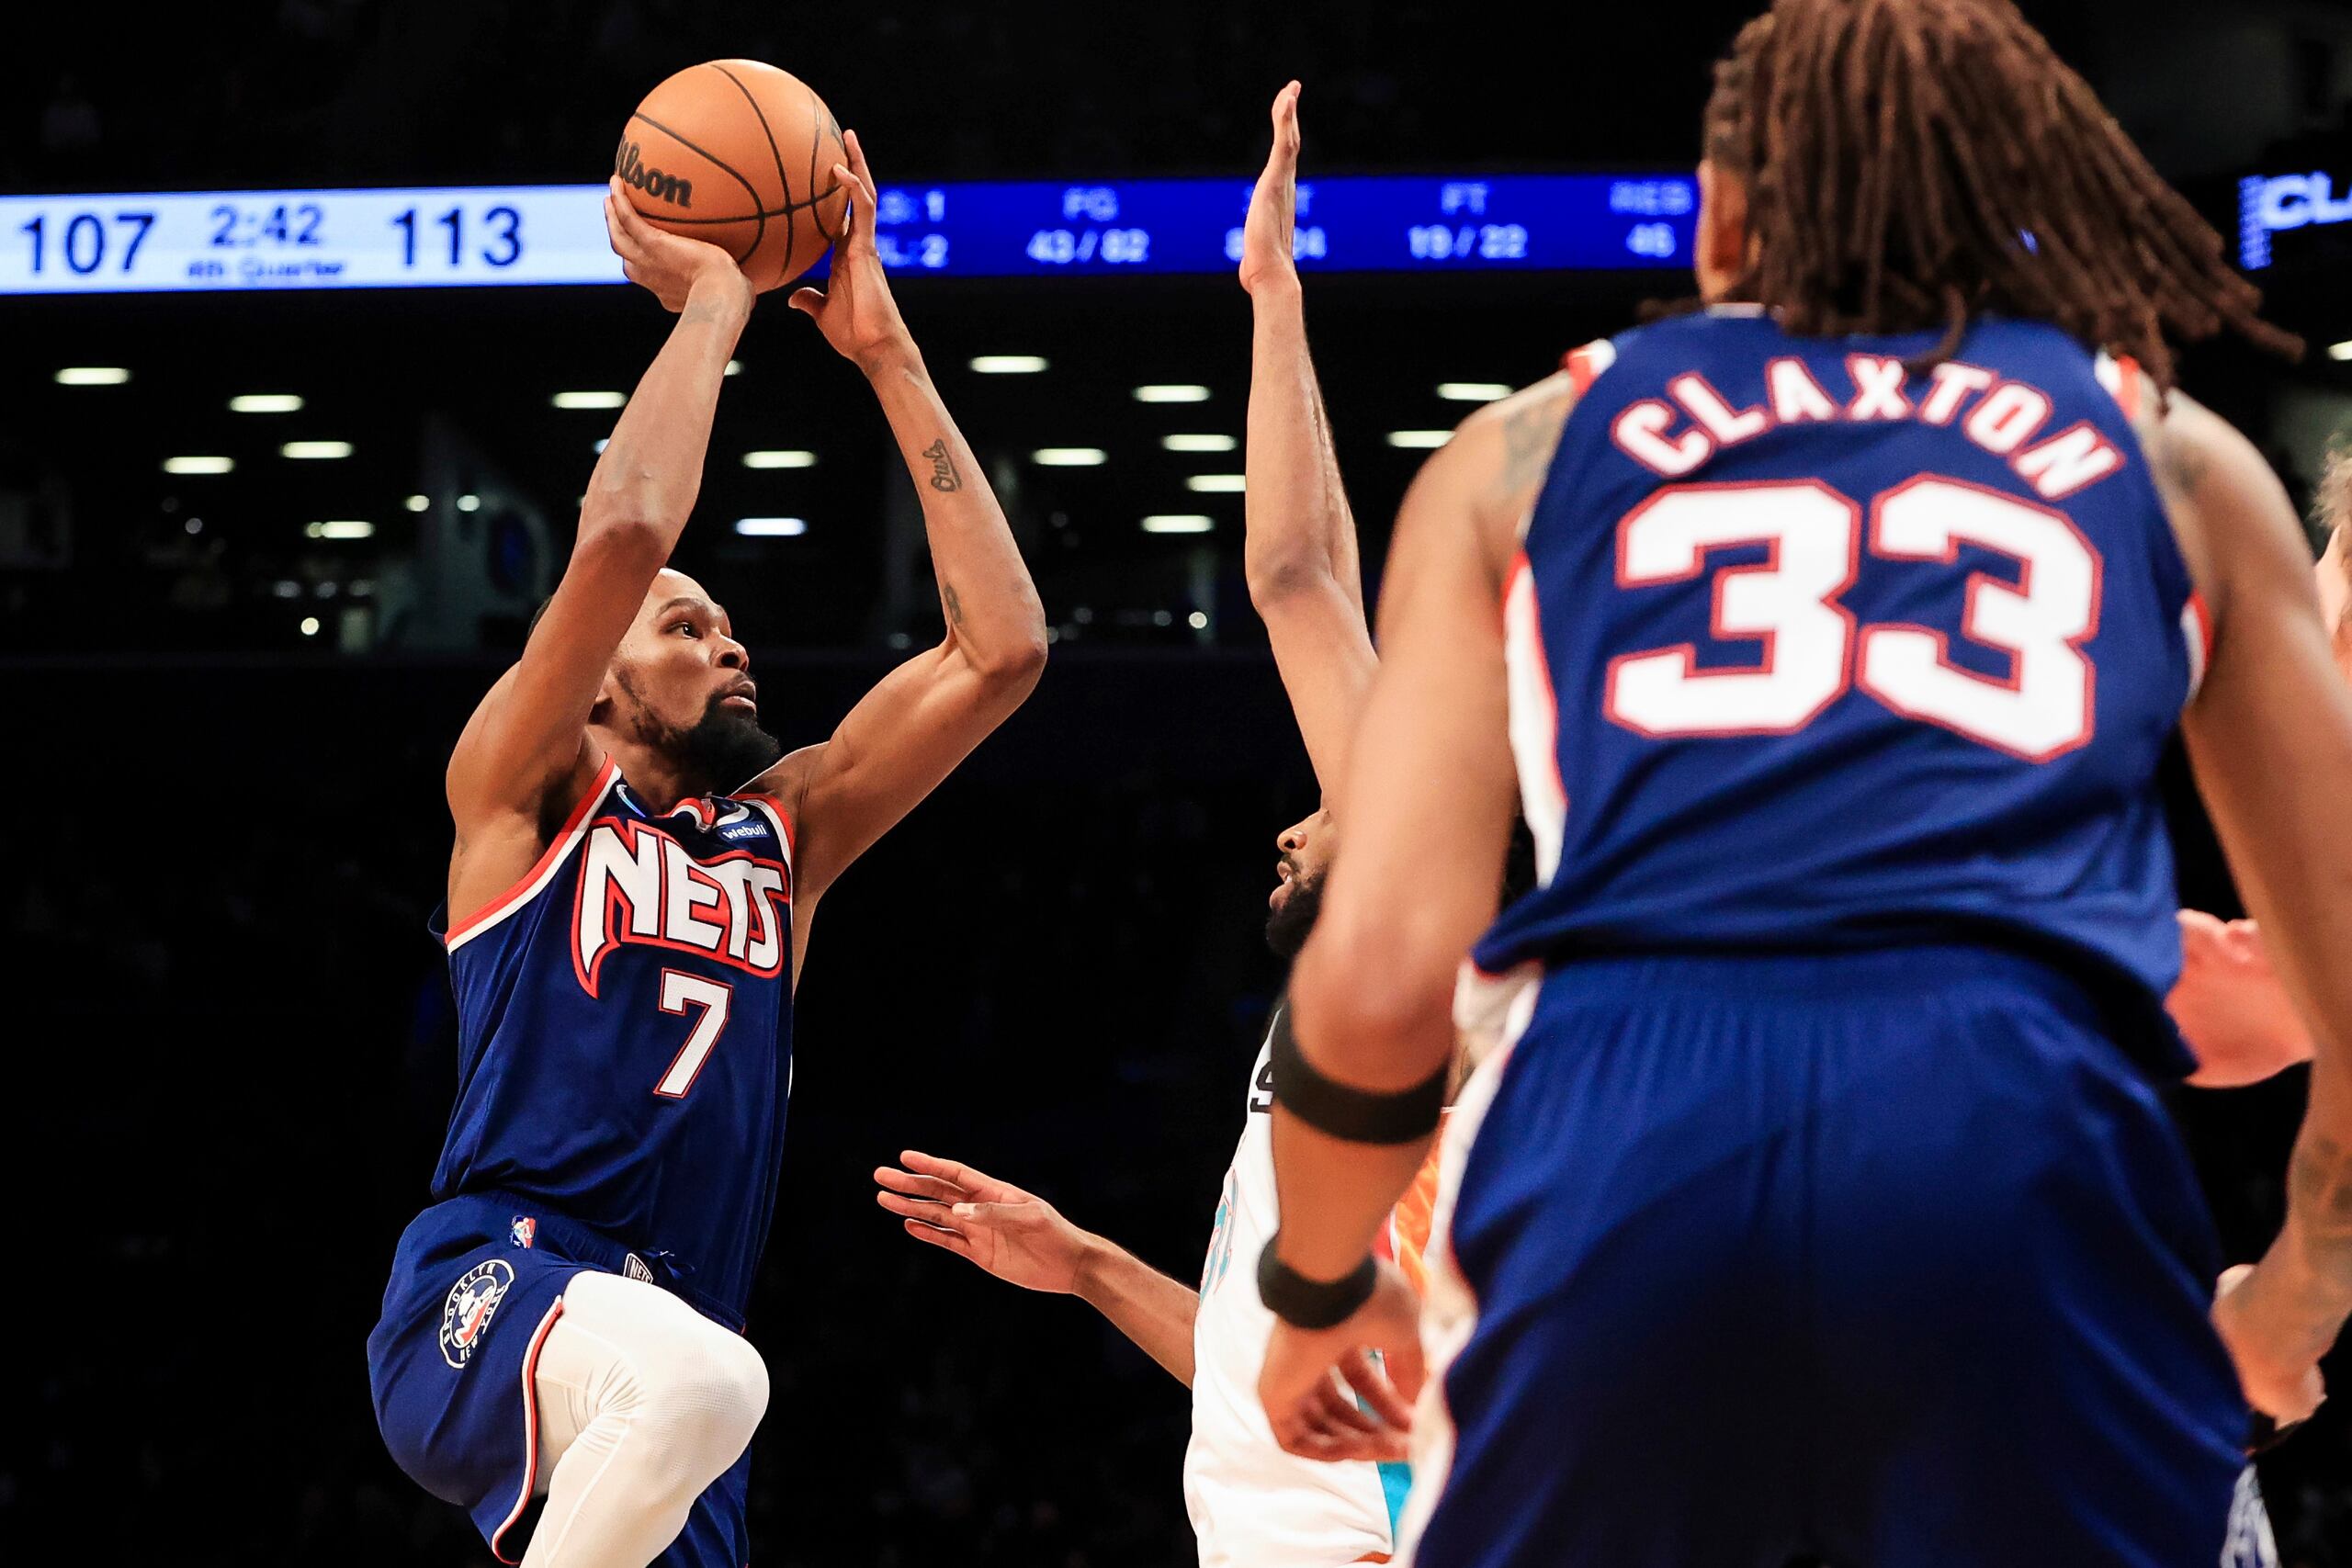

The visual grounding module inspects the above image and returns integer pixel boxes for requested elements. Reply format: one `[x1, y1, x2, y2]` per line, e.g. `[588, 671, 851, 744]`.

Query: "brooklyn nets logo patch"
[439, 1258, 516, 1370]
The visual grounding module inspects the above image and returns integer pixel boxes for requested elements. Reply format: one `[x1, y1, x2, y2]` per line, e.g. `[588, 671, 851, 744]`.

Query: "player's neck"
[594, 736, 712, 813]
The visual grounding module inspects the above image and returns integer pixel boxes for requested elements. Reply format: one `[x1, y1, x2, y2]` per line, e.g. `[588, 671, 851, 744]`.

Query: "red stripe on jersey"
[740, 792, 798, 862]
[489, 1296, 567, 1565]
[1562, 344, 1605, 398]
[446, 755, 619, 949]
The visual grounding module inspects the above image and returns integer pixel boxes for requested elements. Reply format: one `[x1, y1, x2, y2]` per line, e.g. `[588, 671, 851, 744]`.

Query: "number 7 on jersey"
[653, 969, 733, 1099]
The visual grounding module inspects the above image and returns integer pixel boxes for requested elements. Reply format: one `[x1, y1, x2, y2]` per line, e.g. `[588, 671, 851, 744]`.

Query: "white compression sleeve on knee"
[520, 1269, 769, 1568]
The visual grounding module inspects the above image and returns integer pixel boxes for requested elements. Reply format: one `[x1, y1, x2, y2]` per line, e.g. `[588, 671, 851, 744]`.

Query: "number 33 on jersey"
[1481, 310, 2206, 1007]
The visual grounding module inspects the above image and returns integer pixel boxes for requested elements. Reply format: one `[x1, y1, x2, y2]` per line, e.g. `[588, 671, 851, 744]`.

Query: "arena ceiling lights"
[163, 455, 234, 474]
[55, 366, 130, 385]
[741, 449, 817, 468]
[969, 355, 1048, 374]
[1141, 515, 1214, 534]
[230, 393, 304, 413]
[1385, 430, 1453, 448]
[282, 440, 355, 459]
[1133, 384, 1210, 403]
[1031, 448, 1107, 466]
[1184, 474, 1246, 492]
[1160, 434, 1237, 453]
[1437, 382, 1512, 401]
[552, 390, 628, 410]
[734, 517, 808, 536]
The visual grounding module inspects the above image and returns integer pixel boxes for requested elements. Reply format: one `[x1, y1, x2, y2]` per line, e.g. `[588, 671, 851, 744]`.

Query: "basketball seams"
[706, 62, 796, 284]
[626, 109, 766, 265]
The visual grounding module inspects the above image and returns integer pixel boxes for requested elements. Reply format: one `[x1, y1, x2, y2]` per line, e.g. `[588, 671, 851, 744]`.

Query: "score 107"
[16, 209, 157, 276]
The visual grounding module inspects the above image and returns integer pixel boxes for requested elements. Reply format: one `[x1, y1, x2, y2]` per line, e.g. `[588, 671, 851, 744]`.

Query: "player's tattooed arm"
[759, 133, 1046, 916]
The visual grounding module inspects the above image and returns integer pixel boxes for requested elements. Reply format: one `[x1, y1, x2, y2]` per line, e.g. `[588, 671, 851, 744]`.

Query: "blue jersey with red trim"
[427, 759, 796, 1316]
[1474, 310, 2202, 1018]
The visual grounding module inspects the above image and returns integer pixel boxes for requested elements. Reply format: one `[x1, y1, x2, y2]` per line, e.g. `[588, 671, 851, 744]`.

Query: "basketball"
[613, 60, 851, 292]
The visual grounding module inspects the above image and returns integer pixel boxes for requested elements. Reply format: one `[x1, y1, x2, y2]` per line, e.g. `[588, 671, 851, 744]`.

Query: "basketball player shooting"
[367, 131, 1046, 1568]
[1248, 2, 2352, 1563]
[871, 84, 1454, 1568]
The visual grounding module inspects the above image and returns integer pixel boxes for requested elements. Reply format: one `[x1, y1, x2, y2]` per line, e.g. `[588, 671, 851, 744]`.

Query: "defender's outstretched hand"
[1238, 81, 1304, 298]
[1258, 1257, 1422, 1463]
[604, 176, 750, 313]
[789, 130, 916, 370]
[876, 1150, 1091, 1293]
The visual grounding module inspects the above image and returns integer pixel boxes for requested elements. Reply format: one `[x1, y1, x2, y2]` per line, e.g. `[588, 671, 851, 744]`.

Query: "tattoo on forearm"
[2288, 1132, 2352, 1310]
[1497, 403, 1561, 499]
[942, 581, 966, 626]
[922, 437, 962, 492]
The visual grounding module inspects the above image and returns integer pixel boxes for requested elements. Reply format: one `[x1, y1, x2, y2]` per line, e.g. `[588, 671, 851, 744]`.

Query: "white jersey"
[1184, 1007, 1442, 1568]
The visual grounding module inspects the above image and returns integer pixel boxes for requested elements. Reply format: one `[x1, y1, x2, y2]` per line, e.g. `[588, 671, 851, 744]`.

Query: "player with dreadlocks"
[1248, 1, 2352, 1563]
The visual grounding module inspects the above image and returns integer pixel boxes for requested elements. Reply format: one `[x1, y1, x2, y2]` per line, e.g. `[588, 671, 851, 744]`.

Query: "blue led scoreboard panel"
[0, 174, 1695, 294]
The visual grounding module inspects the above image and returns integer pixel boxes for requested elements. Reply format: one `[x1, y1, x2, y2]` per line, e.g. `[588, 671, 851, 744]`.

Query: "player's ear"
[1695, 159, 1752, 304]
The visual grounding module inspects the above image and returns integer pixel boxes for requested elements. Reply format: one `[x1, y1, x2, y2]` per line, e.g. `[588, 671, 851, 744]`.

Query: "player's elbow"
[572, 509, 673, 571]
[1245, 549, 1340, 615]
[965, 626, 1049, 693]
[1292, 929, 1457, 1084]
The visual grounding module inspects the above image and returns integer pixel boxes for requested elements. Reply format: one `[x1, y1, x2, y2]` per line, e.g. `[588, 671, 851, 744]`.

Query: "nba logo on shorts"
[439, 1259, 515, 1370]
[509, 1214, 537, 1249]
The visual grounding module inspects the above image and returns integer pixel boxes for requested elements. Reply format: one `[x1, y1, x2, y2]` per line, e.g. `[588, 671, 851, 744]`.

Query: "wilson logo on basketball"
[613, 141, 694, 209]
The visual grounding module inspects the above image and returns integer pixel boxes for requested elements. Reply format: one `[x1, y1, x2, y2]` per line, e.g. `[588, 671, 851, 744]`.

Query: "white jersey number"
[653, 970, 733, 1099]
[1606, 476, 2100, 760]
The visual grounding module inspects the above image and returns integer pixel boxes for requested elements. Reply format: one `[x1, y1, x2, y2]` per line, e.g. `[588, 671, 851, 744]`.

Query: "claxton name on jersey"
[571, 818, 790, 997]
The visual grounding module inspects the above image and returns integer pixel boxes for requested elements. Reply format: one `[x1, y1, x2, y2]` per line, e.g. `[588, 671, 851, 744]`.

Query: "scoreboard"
[0, 173, 1698, 294]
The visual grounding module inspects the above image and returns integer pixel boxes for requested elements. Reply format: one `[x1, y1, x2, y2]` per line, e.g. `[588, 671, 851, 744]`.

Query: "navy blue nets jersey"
[427, 759, 795, 1315]
[1475, 310, 2204, 1004]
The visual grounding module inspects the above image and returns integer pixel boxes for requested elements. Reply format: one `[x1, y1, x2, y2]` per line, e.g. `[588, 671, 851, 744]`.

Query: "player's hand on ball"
[1258, 1257, 1421, 1464]
[876, 1150, 1089, 1293]
[1238, 81, 1304, 298]
[789, 130, 917, 372]
[2212, 1262, 2328, 1433]
[603, 177, 749, 313]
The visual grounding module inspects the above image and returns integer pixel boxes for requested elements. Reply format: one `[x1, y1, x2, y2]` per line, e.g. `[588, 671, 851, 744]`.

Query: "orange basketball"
[613, 60, 850, 292]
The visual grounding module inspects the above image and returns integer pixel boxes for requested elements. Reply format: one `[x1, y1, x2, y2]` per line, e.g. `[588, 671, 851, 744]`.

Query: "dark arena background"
[10, 1, 2352, 1562]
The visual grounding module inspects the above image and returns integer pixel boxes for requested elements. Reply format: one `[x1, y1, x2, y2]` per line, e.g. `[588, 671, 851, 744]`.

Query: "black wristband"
[1257, 1234, 1378, 1329]
[1268, 1000, 1448, 1145]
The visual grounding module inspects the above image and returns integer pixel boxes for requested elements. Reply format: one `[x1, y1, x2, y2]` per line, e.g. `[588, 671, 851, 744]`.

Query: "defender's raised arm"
[1239, 82, 1377, 797]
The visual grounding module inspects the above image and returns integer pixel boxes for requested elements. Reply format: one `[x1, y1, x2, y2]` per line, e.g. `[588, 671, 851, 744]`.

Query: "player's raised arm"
[758, 132, 1046, 912]
[1238, 82, 1377, 795]
[876, 1152, 1201, 1385]
[446, 184, 751, 860]
[2160, 394, 2352, 1424]
[1253, 387, 1564, 1458]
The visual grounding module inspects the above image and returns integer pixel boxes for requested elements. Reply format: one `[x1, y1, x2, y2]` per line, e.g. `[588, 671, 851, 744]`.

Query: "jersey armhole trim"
[2182, 592, 2212, 703]
[1560, 338, 1619, 399]
[739, 793, 797, 876]
[488, 1294, 568, 1566]
[446, 756, 621, 953]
